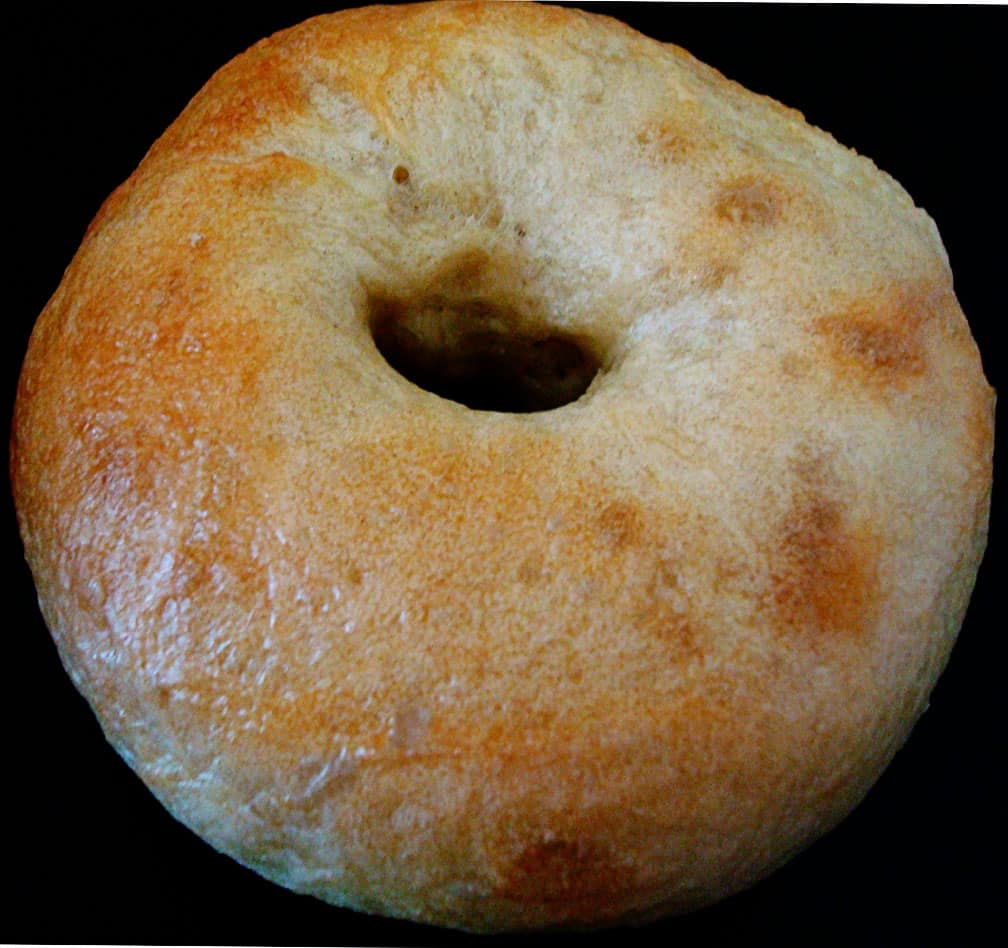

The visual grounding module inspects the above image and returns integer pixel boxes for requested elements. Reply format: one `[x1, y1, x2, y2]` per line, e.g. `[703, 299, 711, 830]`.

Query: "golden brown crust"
[11, 1, 993, 932]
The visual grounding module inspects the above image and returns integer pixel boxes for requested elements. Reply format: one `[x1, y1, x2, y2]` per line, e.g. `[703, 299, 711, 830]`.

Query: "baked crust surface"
[11, 1, 993, 931]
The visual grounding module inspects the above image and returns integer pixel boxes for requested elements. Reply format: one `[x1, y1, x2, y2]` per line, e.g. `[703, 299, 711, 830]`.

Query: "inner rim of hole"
[369, 293, 601, 413]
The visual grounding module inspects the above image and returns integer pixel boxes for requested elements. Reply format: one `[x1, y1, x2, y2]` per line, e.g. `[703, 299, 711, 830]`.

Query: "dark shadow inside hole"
[370, 295, 601, 413]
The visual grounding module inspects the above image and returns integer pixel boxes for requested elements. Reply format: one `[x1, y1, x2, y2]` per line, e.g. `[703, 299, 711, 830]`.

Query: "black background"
[6, 4, 1004, 945]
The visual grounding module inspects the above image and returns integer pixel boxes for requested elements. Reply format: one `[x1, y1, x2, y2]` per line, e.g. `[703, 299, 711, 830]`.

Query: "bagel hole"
[369, 293, 601, 413]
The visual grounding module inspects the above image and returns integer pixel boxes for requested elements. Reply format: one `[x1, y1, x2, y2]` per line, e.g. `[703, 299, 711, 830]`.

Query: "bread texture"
[11, 1, 993, 931]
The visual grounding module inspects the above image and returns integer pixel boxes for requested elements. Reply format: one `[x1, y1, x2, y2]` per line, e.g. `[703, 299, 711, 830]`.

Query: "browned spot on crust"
[597, 499, 646, 549]
[967, 395, 996, 466]
[496, 838, 627, 913]
[675, 174, 792, 290]
[227, 151, 321, 194]
[690, 257, 737, 291]
[638, 565, 696, 653]
[636, 120, 691, 163]
[842, 322, 922, 372]
[714, 176, 781, 226]
[159, 42, 309, 157]
[779, 351, 812, 380]
[429, 248, 491, 294]
[516, 552, 544, 584]
[814, 286, 932, 384]
[768, 483, 880, 639]
[643, 611, 695, 653]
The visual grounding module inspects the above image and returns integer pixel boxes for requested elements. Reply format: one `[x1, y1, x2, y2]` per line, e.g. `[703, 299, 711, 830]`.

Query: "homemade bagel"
[12, 0, 994, 932]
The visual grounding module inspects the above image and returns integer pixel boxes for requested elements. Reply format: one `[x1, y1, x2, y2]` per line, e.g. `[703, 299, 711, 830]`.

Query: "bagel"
[11, 0, 994, 933]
